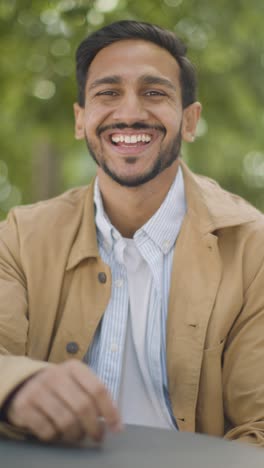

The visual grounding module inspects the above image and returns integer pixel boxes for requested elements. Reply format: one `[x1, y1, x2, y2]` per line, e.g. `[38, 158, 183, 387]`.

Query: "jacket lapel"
[166, 213, 222, 432]
[48, 257, 112, 363]
[48, 182, 112, 363]
[166, 160, 258, 432]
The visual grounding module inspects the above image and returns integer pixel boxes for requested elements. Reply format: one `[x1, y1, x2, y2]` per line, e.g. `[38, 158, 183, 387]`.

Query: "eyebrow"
[88, 76, 121, 90]
[140, 74, 177, 91]
[87, 74, 177, 92]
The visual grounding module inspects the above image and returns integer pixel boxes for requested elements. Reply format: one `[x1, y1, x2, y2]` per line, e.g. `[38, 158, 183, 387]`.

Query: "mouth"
[102, 129, 163, 155]
[110, 132, 152, 146]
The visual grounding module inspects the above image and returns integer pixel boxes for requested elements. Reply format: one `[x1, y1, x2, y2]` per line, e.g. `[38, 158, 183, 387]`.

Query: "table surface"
[1, 425, 264, 468]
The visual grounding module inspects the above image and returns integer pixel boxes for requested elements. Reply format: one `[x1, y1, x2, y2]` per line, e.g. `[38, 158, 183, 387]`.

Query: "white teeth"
[111, 134, 152, 144]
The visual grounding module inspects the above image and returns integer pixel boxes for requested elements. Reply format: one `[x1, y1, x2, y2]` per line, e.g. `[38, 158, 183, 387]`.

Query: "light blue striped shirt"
[83, 167, 186, 427]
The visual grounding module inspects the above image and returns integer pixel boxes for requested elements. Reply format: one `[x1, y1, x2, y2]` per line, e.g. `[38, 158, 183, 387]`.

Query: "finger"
[9, 375, 84, 443]
[26, 409, 60, 442]
[68, 362, 122, 432]
[10, 401, 59, 442]
[46, 375, 104, 442]
[33, 389, 85, 442]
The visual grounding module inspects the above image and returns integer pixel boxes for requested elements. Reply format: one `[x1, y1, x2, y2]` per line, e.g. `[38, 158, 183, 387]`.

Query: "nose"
[111, 91, 149, 123]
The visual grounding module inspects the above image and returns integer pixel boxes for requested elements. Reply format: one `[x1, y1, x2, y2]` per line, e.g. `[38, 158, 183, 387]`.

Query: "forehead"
[86, 39, 181, 87]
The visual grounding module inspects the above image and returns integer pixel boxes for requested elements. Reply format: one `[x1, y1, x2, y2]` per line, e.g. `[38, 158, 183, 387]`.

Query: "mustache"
[97, 122, 166, 137]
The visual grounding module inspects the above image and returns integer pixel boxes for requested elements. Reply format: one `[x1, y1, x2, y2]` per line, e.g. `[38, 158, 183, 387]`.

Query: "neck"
[97, 160, 180, 238]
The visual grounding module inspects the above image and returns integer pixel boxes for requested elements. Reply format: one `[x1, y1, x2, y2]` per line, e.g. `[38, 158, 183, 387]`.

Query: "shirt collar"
[135, 167, 186, 254]
[94, 167, 186, 255]
[94, 179, 115, 251]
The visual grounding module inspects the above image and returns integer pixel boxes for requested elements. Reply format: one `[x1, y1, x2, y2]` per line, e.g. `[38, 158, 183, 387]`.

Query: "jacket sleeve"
[0, 210, 49, 439]
[223, 225, 264, 446]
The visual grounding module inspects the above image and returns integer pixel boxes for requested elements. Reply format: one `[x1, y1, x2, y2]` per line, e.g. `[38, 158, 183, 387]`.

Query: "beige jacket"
[0, 161, 264, 445]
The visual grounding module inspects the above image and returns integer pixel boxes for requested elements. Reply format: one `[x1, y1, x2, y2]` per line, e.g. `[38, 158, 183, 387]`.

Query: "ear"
[73, 103, 85, 140]
[181, 102, 202, 143]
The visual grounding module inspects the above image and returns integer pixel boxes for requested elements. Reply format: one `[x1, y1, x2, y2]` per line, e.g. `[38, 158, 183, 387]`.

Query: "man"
[0, 20, 264, 446]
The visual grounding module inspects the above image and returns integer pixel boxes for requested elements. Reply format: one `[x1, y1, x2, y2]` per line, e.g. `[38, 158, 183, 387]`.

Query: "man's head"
[76, 20, 197, 110]
[74, 21, 201, 188]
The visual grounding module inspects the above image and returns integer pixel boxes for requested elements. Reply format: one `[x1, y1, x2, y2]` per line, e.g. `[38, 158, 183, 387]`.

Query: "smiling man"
[75, 39, 193, 190]
[0, 20, 264, 447]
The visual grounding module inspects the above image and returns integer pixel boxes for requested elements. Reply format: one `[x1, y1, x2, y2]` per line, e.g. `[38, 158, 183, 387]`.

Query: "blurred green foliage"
[0, 0, 264, 218]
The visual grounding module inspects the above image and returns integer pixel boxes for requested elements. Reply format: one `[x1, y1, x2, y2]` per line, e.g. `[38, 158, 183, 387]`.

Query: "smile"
[111, 133, 152, 145]
[101, 128, 163, 156]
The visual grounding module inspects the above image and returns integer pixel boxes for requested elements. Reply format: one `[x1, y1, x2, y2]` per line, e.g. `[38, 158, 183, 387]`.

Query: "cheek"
[84, 103, 112, 127]
[164, 110, 182, 134]
[149, 103, 180, 127]
[83, 110, 98, 131]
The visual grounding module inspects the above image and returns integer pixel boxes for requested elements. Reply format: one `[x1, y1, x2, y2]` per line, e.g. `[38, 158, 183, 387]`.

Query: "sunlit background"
[0, 0, 264, 218]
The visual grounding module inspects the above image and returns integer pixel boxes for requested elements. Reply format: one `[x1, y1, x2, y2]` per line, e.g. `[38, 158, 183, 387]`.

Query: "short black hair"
[76, 20, 197, 109]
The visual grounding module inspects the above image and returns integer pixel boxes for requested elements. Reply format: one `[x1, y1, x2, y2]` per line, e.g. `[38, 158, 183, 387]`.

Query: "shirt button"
[112, 231, 120, 241]
[110, 343, 118, 352]
[162, 240, 171, 252]
[114, 279, 123, 288]
[98, 272, 107, 283]
[66, 342, 79, 354]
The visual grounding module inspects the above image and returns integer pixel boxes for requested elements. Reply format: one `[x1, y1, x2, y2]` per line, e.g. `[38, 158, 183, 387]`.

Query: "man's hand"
[6, 360, 122, 443]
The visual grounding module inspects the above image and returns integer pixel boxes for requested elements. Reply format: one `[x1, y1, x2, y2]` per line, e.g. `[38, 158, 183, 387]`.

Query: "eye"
[96, 90, 119, 96]
[145, 90, 166, 97]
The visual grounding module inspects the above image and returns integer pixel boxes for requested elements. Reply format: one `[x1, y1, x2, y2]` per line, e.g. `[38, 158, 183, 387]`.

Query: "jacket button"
[98, 272, 107, 283]
[66, 342, 79, 354]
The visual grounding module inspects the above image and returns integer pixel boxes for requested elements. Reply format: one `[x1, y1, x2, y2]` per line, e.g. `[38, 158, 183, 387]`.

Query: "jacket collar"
[66, 161, 259, 269]
[66, 181, 99, 270]
[180, 159, 260, 234]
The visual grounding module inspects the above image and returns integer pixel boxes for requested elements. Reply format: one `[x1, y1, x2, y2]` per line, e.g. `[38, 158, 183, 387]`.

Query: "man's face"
[74, 39, 200, 187]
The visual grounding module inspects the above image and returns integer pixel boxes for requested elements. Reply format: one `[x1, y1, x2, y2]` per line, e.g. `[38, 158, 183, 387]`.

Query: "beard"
[84, 123, 182, 188]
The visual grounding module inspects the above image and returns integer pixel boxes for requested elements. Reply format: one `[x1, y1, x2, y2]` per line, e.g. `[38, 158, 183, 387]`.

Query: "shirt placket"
[97, 261, 128, 401]
[88, 235, 129, 402]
